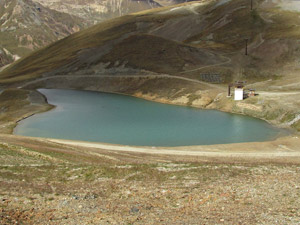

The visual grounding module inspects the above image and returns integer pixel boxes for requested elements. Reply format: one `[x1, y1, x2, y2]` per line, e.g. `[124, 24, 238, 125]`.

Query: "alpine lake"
[14, 89, 287, 147]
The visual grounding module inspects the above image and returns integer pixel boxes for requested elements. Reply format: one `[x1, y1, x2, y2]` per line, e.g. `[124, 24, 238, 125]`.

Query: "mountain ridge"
[2, 0, 300, 85]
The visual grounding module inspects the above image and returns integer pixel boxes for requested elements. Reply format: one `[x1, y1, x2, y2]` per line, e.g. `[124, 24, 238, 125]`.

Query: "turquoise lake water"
[14, 89, 285, 147]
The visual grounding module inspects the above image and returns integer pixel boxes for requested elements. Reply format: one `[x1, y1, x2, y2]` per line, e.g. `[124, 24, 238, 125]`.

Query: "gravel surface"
[0, 135, 300, 224]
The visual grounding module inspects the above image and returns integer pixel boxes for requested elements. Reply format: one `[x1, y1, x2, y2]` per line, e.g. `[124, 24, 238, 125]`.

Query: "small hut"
[228, 81, 246, 100]
[234, 84, 244, 101]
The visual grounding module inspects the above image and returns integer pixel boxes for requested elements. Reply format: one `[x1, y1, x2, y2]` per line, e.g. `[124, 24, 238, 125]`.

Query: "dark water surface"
[14, 89, 286, 146]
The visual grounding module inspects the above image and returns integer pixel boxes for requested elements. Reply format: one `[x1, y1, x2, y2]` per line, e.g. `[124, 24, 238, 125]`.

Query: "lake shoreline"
[4, 132, 300, 163]
[14, 88, 288, 147]
[0, 83, 298, 151]
[8, 74, 299, 133]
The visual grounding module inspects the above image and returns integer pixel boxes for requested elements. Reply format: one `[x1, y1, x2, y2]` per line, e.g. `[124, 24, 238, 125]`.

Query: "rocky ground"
[0, 135, 300, 224]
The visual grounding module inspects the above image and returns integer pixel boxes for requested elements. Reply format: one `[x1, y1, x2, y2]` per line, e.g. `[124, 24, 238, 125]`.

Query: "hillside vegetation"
[1, 0, 300, 85]
[0, 0, 195, 68]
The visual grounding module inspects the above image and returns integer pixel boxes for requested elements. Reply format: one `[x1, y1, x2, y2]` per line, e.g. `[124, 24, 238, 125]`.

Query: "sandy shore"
[41, 133, 300, 159]
[1, 85, 300, 161]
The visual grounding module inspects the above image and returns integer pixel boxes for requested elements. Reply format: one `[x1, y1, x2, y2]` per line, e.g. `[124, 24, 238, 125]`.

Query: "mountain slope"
[0, 0, 200, 68]
[33, 0, 161, 24]
[0, 0, 91, 67]
[32, 0, 196, 24]
[1, 0, 300, 86]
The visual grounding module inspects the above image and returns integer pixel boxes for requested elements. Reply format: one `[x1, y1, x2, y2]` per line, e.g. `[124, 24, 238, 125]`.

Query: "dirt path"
[179, 54, 231, 74]
[17, 51, 232, 91]
[47, 134, 300, 159]
[259, 91, 300, 97]
[18, 74, 225, 90]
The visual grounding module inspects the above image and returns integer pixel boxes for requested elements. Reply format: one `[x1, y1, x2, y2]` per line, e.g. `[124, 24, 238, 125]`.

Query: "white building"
[234, 87, 244, 101]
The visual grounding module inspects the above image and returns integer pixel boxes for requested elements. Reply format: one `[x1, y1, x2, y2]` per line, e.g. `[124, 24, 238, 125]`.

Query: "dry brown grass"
[1, 0, 300, 86]
[101, 34, 224, 74]
[264, 9, 300, 39]
[0, 15, 137, 83]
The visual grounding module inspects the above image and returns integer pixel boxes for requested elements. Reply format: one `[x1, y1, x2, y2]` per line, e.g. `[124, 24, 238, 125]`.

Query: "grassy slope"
[0, 1, 223, 84]
[101, 34, 224, 74]
[264, 8, 300, 39]
[1, 0, 300, 85]
[185, 1, 266, 50]
[0, 0, 197, 70]
[0, 15, 138, 83]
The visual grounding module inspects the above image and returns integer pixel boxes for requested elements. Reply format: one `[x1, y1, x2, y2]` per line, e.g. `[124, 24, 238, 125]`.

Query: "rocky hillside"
[33, 0, 195, 24]
[0, 0, 196, 68]
[0, 0, 91, 67]
[33, 0, 160, 24]
[1, 0, 300, 86]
